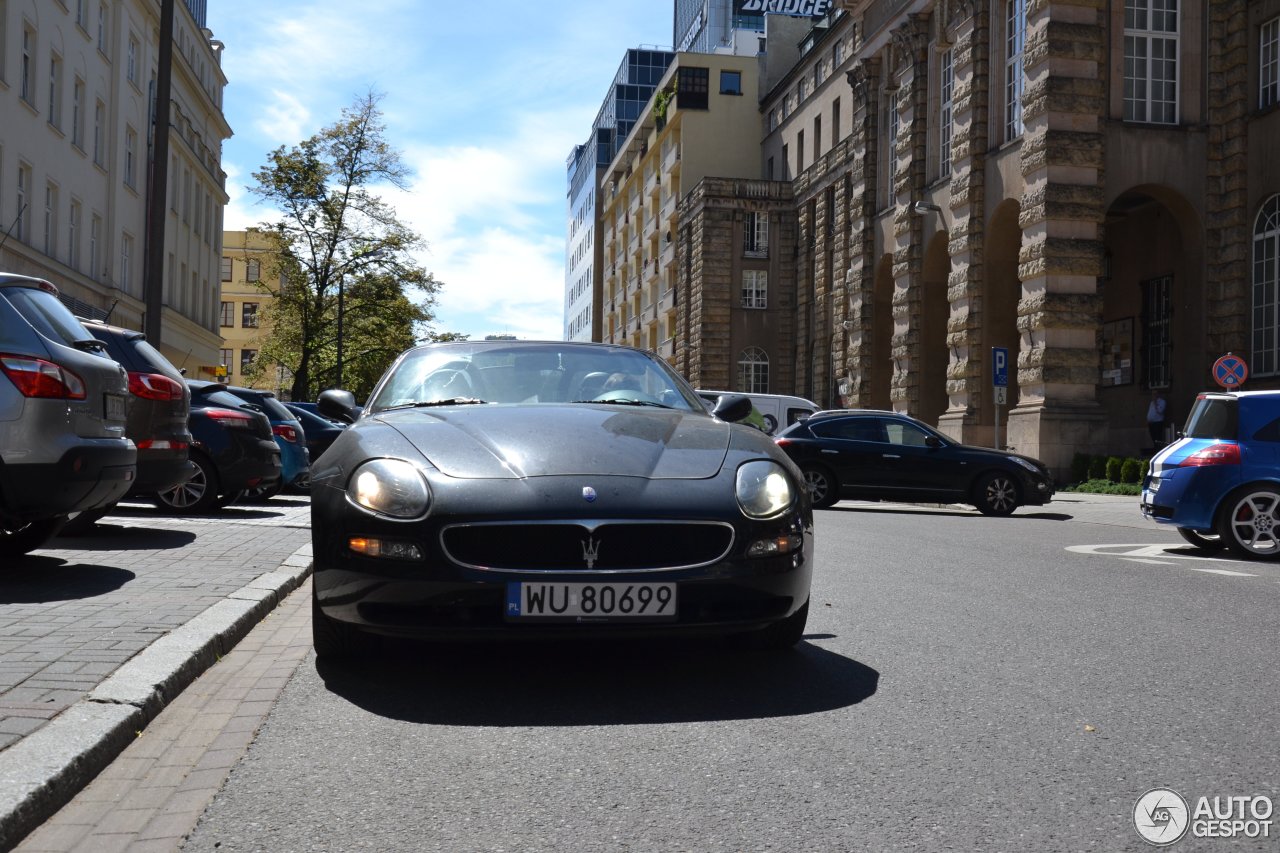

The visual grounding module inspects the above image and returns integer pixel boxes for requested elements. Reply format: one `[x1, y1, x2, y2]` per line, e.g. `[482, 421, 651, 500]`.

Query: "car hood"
[952, 443, 1048, 472]
[373, 405, 732, 479]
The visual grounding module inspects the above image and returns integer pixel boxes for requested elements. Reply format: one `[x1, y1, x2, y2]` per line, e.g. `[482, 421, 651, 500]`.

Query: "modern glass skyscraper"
[673, 0, 764, 54]
[564, 48, 674, 342]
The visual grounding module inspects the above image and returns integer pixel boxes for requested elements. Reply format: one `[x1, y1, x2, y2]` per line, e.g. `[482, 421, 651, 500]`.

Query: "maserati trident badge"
[582, 486, 598, 502]
[582, 536, 601, 569]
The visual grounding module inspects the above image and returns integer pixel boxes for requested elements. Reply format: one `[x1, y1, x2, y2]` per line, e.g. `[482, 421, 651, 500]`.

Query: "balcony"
[659, 337, 675, 360]
[661, 139, 680, 172]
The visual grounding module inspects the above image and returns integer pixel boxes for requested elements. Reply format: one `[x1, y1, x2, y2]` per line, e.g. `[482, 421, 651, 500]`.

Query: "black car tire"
[1216, 486, 1280, 561]
[59, 504, 115, 536]
[802, 465, 840, 509]
[154, 452, 219, 514]
[1177, 527, 1224, 552]
[312, 592, 379, 659]
[239, 483, 282, 503]
[973, 471, 1020, 516]
[0, 516, 68, 557]
[739, 599, 809, 650]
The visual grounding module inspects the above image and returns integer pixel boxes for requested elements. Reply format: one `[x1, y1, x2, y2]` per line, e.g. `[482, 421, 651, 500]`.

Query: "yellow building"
[600, 53, 768, 367]
[218, 231, 288, 392]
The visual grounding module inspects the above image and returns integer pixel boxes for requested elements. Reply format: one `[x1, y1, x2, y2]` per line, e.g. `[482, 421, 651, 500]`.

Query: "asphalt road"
[174, 498, 1280, 852]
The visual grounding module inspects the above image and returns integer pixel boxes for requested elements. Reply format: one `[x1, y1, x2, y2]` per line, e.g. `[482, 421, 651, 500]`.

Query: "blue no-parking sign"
[1212, 354, 1248, 389]
[993, 347, 1009, 388]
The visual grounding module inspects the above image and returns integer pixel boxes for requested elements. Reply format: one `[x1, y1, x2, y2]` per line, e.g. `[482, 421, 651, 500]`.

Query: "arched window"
[738, 347, 769, 394]
[1254, 196, 1280, 376]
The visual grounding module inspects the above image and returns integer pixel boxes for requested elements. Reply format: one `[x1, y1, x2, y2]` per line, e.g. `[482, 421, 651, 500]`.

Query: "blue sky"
[207, 1, 673, 341]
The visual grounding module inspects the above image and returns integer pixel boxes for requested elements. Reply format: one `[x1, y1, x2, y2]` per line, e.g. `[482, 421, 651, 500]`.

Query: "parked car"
[152, 380, 281, 514]
[62, 319, 193, 532]
[309, 340, 813, 658]
[774, 408, 1056, 514]
[1141, 390, 1280, 560]
[697, 390, 819, 435]
[0, 274, 136, 555]
[223, 386, 310, 497]
[284, 402, 346, 463]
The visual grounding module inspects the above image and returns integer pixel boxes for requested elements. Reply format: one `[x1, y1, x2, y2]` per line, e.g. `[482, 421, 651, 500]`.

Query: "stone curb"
[0, 543, 313, 852]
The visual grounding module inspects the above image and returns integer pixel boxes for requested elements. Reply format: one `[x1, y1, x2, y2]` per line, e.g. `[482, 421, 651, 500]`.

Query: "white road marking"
[1189, 568, 1257, 577]
[1121, 558, 1174, 565]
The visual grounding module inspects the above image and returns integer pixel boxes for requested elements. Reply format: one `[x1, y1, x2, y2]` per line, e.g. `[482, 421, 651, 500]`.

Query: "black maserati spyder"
[310, 340, 814, 658]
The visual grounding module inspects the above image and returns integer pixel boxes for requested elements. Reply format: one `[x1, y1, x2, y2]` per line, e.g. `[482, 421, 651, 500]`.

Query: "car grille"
[441, 521, 735, 573]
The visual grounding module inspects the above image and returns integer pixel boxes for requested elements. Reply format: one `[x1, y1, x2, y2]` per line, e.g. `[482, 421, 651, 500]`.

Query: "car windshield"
[366, 342, 705, 414]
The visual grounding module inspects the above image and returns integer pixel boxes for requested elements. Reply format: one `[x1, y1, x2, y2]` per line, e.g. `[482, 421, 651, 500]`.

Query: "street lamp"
[335, 247, 386, 388]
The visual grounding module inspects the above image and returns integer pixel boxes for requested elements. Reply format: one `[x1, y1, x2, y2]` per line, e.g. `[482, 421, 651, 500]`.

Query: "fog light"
[348, 537, 423, 560]
[747, 534, 802, 558]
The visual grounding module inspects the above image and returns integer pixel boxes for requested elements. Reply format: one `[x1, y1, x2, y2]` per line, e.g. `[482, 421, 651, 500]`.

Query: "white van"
[696, 390, 820, 435]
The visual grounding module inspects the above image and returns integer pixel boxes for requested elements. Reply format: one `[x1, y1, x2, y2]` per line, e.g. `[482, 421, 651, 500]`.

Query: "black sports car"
[310, 340, 814, 657]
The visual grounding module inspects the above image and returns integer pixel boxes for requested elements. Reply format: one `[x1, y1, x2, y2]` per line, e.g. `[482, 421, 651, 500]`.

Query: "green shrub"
[1070, 453, 1091, 484]
[1088, 455, 1106, 480]
[1120, 458, 1143, 484]
[1062, 478, 1142, 495]
[1105, 456, 1124, 482]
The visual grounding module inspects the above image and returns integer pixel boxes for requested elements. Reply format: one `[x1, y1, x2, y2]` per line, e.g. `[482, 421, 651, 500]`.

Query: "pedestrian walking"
[1147, 389, 1167, 448]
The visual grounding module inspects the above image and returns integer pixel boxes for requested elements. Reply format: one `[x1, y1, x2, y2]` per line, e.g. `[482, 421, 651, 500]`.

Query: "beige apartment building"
[734, 0, 1280, 475]
[601, 51, 804, 393]
[0, 0, 230, 374]
[217, 229, 286, 390]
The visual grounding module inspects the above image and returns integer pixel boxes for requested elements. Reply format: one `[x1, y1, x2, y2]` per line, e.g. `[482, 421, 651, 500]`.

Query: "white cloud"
[254, 88, 312, 147]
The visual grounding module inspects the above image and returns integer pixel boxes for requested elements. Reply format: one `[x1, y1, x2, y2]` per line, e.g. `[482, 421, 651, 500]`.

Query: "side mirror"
[925, 435, 943, 448]
[711, 393, 753, 424]
[318, 389, 360, 424]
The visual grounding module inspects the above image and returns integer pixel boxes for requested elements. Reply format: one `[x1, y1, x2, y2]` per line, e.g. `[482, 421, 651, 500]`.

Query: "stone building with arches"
[751, 0, 1280, 475]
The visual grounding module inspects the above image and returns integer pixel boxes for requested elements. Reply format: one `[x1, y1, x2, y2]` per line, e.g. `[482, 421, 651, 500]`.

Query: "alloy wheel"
[978, 474, 1019, 516]
[1222, 489, 1280, 559]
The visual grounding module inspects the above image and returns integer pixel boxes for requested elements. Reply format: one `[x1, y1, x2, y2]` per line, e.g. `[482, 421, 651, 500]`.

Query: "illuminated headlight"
[1008, 456, 1040, 473]
[736, 460, 795, 519]
[347, 458, 431, 518]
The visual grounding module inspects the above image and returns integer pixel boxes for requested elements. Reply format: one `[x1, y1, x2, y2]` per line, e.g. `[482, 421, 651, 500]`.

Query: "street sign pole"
[993, 347, 1009, 451]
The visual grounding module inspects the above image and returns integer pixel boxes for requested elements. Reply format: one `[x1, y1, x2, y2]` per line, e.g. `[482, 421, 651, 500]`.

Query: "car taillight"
[1181, 443, 1241, 466]
[128, 371, 185, 401]
[0, 354, 87, 399]
[136, 439, 190, 451]
[774, 437, 793, 447]
[204, 407, 254, 428]
[273, 424, 299, 443]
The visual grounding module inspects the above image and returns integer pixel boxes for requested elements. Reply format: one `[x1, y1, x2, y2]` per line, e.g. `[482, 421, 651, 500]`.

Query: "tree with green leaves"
[244, 91, 450, 401]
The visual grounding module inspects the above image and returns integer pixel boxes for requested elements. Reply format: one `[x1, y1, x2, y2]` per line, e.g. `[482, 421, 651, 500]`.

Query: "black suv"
[775, 409, 1056, 514]
[62, 320, 194, 530]
[153, 381, 282, 514]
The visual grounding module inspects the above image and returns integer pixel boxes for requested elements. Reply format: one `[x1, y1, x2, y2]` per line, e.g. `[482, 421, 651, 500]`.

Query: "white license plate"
[506, 582, 676, 622]
[104, 393, 128, 421]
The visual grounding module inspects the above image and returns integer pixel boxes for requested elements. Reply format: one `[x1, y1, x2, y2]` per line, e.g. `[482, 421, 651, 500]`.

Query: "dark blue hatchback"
[1142, 390, 1280, 559]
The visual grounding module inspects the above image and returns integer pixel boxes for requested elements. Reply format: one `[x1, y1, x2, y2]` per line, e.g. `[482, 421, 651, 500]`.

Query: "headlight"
[736, 460, 795, 519]
[347, 458, 431, 518]
[1008, 456, 1040, 474]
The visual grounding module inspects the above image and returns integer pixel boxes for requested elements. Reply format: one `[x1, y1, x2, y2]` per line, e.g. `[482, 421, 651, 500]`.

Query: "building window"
[21, 24, 35, 105]
[93, 100, 105, 165]
[719, 70, 741, 95]
[75, 0, 88, 30]
[1253, 196, 1280, 375]
[220, 256, 232, 281]
[242, 302, 259, 328]
[1143, 275, 1172, 388]
[831, 97, 841, 147]
[813, 115, 821, 161]
[240, 349, 257, 374]
[246, 259, 261, 281]
[43, 183, 58, 257]
[738, 347, 769, 394]
[15, 163, 31, 243]
[219, 348, 232, 373]
[1262, 17, 1279, 110]
[71, 77, 84, 147]
[834, 38, 845, 67]
[121, 232, 133, 293]
[1005, 0, 1026, 140]
[97, 2, 108, 54]
[676, 66, 709, 110]
[68, 200, 80, 271]
[797, 129, 805, 174]
[89, 214, 100, 278]
[940, 47, 954, 175]
[124, 127, 137, 187]
[48, 53, 62, 128]
[744, 211, 769, 257]
[798, 76, 809, 101]
[126, 35, 138, 85]
[1124, 0, 1179, 124]
[220, 301, 234, 327]
[742, 270, 768, 309]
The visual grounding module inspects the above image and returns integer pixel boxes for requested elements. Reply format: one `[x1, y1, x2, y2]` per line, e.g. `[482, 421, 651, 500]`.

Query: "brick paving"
[13, 579, 313, 852]
[0, 498, 311, 754]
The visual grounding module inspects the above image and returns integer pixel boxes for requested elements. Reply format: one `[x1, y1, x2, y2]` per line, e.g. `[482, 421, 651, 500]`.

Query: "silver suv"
[0, 273, 137, 556]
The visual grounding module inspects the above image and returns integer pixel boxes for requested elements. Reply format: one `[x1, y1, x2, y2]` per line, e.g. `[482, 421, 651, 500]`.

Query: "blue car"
[225, 386, 310, 496]
[1141, 390, 1280, 559]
